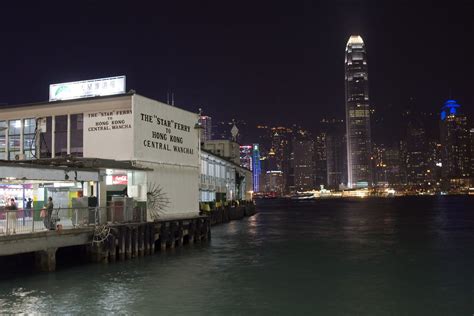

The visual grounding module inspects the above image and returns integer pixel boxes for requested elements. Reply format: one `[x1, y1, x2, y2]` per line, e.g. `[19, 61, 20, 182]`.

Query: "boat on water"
[289, 193, 315, 200]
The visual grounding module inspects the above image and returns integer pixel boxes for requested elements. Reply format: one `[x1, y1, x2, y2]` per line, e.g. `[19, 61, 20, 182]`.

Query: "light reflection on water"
[0, 196, 474, 315]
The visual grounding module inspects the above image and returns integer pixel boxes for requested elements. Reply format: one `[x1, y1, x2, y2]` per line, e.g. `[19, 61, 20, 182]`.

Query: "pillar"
[35, 248, 57, 272]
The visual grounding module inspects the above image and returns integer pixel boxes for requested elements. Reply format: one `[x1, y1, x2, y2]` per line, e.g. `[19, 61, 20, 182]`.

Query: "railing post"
[5, 211, 9, 235]
[32, 210, 35, 232]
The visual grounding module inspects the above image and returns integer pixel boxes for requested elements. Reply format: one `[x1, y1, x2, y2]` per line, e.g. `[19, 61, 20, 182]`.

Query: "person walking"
[25, 198, 33, 218]
[43, 197, 54, 230]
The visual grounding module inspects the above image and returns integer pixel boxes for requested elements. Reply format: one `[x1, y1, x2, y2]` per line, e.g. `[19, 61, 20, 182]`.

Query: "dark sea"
[1, 196, 473, 315]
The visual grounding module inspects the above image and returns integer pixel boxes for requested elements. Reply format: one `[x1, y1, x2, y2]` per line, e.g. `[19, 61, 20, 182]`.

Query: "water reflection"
[0, 196, 474, 314]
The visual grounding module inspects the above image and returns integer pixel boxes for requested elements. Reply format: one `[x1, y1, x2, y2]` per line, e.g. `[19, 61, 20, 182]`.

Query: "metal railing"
[0, 205, 147, 236]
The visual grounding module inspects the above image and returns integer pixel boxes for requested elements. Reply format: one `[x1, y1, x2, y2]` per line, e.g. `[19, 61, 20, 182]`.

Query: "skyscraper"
[440, 99, 470, 188]
[239, 144, 261, 192]
[345, 35, 371, 188]
[199, 115, 212, 142]
[292, 138, 315, 191]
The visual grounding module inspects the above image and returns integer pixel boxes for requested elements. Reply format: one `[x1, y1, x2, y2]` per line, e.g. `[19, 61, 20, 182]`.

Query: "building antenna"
[171, 92, 175, 106]
[167, 91, 170, 105]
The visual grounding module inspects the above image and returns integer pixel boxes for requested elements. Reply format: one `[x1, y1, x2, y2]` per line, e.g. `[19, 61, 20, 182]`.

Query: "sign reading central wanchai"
[83, 109, 134, 160]
[133, 96, 199, 167]
[49, 76, 126, 101]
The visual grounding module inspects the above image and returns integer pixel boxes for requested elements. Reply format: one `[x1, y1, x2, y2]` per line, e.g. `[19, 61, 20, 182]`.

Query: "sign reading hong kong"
[83, 109, 134, 160]
[133, 96, 199, 166]
[49, 76, 126, 102]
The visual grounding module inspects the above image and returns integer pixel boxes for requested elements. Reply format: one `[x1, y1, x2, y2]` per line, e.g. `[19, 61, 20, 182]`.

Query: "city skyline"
[0, 1, 472, 130]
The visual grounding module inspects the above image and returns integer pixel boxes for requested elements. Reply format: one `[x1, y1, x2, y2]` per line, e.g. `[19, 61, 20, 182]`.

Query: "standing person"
[25, 198, 33, 218]
[7, 198, 18, 234]
[43, 197, 54, 230]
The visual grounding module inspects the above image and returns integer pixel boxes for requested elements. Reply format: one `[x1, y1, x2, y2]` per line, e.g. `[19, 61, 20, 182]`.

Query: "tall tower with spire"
[345, 35, 372, 188]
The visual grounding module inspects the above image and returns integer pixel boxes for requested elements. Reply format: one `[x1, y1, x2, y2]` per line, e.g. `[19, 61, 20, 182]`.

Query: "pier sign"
[133, 96, 199, 167]
[83, 108, 133, 160]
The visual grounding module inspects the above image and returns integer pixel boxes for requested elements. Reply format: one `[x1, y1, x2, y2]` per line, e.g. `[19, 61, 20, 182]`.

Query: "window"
[0, 121, 6, 160]
[40, 117, 52, 158]
[70, 114, 83, 157]
[23, 118, 36, 159]
[55, 115, 68, 157]
[8, 120, 21, 160]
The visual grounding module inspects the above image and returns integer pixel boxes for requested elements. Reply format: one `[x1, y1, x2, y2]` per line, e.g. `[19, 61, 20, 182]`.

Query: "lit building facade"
[199, 115, 212, 142]
[239, 144, 261, 192]
[345, 35, 371, 188]
[314, 132, 327, 188]
[292, 138, 315, 191]
[440, 100, 470, 187]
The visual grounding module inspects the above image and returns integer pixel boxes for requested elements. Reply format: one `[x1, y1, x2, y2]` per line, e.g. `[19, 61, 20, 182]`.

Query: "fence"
[0, 205, 147, 236]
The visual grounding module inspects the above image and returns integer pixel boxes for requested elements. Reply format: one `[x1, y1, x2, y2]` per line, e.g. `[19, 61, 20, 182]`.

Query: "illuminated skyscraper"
[199, 115, 212, 142]
[239, 144, 261, 192]
[345, 35, 371, 188]
[440, 100, 470, 187]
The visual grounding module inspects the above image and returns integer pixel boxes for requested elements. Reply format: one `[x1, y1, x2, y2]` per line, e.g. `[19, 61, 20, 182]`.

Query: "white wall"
[83, 107, 133, 160]
[132, 95, 200, 218]
[139, 161, 199, 219]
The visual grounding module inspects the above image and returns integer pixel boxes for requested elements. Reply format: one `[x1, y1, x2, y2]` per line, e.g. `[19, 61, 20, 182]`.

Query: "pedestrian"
[7, 198, 18, 234]
[43, 197, 54, 230]
[25, 198, 33, 218]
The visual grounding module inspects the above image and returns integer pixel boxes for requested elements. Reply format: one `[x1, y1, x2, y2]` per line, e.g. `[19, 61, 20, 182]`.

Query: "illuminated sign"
[105, 175, 128, 185]
[49, 76, 126, 101]
[112, 175, 128, 185]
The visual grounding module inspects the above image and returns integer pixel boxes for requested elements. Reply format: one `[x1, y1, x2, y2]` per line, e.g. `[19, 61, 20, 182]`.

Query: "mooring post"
[35, 248, 58, 272]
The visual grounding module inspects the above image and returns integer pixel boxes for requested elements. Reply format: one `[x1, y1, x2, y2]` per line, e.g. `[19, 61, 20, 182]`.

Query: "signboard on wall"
[83, 109, 134, 160]
[49, 76, 126, 101]
[133, 96, 199, 167]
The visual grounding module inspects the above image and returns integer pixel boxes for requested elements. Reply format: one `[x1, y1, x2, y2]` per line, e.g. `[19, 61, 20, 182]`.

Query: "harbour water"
[1, 196, 474, 315]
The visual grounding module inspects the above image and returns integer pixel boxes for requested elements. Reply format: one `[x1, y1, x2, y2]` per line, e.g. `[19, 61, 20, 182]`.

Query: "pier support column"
[35, 248, 57, 272]
[125, 227, 132, 259]
[138, 226, 145, 256]
[150, 225, 156, 254]
[118, 227, 126, 261]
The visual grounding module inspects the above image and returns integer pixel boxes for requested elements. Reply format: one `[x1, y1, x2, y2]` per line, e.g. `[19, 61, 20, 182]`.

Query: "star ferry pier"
[0, 76, 255, 272]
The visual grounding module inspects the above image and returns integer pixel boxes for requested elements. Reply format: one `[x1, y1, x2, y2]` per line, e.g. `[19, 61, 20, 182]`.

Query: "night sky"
[0, 1, 472, 138]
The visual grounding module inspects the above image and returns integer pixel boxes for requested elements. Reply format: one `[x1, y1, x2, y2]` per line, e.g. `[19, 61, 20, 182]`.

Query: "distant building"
[325, 122, 346, 189]
[405, 118, 428, 185]
[252, 144, 261, 192]
[471, 128, 474, 177]
[314, 132, 327, 188]
[203, 140, 240, 165]
[345, 35, 372, 188]
[199, 115, 212, 142]
[263, 170, 284, 195]
[373, 143, 401, 186]
[292, 138, 315, 191]
[239, 145, 253, 170]
[440, 100, 470, 189]
[239, 144, 261, 192]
